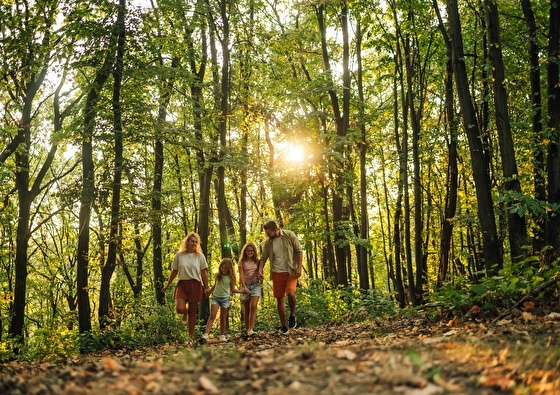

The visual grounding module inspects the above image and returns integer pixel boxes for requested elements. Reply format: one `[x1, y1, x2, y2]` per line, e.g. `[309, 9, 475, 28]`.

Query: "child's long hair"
[238, 242, 259, 265]
[215, 258, 236, 287]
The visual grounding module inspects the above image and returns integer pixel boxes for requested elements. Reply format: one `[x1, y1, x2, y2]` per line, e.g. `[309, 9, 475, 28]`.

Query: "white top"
[171, 252, 208, 284]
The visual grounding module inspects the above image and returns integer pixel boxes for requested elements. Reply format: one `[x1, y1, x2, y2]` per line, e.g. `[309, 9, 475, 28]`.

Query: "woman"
[238, 242, 261, 336]
[162, 232, 210, 343]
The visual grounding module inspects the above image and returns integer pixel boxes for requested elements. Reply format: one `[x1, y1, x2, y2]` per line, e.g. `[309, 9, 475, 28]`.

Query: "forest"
[1, 0, 559, 362]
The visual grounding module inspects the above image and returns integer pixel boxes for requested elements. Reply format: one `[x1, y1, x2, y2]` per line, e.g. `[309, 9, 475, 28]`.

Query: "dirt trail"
[1, 315, 559, 394]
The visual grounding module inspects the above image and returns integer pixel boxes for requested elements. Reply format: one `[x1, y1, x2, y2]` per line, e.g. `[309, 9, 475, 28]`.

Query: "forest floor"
[1, 309, 559, 395]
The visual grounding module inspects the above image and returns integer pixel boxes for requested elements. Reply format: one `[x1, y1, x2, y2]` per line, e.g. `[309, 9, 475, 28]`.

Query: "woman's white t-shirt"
[171, 252, 208, 283]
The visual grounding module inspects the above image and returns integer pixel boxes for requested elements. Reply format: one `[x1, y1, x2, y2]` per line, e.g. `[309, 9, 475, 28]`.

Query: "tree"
[98, 0, 126, 330]
[76, 1, 121, 335]
[546, 0, 560, 257]
[445, 0, 503, 275]
[485, 0, 527, 262]
[1, 0, 79, 345]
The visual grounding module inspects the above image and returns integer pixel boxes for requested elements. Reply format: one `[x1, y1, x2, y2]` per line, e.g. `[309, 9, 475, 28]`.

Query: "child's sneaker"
[246, 329, 255, 336]
[181, 314, 188, 325]
[201, 333, 209, 340]
[280, 325, 289, 335]
[219, 335, 227, 342]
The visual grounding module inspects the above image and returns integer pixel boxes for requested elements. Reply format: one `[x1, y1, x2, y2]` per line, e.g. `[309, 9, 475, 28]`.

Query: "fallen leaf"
[523, 301, 535, 310]
[447, 317, 460, 327]
[199, 375, 219, 394]
[470, 305, 481, 314]
[336, 349, 357, 360]
[546, 312, 560, 321]
[521, 311, 534, 322]
[479, 375, 515, 390]
[101, 357, 124, 371]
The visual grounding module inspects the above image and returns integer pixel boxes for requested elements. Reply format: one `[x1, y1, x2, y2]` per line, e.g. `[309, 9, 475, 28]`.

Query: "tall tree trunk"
[546, 0, 560, 257]
[99, 0, 126, 330]
[356, 18, 370, 290]
[77, 27, 117, 336]
[183, 0, 210, 251]
[485, 0, 527, 262]
[215, 0, 232, 259]
[6, 2, 58, 346]
[434, 1, 459, 287]
[152, 47, 178, 304]
[316, 3, 349, 286]
[392, 67, 406, 307]
[520, 0, 546, 255]
[445, 0, 503, 274]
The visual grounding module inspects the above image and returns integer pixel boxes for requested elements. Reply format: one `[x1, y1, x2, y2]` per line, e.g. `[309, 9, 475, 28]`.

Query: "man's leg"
[287, 290, 296, 317]
[276, 296, 286, 327]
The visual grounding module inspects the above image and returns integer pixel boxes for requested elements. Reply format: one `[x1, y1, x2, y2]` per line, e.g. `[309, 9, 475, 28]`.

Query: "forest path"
[1, 313, 559, 394]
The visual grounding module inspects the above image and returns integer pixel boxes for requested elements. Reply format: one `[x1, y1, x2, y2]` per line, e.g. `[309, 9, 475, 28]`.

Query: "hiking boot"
[289, 315, 297, 329]
[280, 325, 289, 335]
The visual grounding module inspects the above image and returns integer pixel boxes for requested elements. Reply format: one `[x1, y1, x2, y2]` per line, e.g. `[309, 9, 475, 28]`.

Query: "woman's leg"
[175, 298, 187, 315]
[186, 301, 199, 337]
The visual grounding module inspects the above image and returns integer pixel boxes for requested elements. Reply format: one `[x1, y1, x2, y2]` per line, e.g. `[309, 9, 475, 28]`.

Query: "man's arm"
[295, 250, 303, 277]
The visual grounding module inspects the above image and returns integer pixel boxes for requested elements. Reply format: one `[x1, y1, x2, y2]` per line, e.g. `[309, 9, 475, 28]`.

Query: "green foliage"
[25, 327, 80, 362]
[291, 280, 396, 326]
[80, 303, 187, 354]
[428, 258, 560, 315]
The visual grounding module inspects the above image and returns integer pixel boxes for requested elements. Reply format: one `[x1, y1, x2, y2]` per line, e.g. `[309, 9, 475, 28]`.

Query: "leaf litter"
[0, 313, 558, 394]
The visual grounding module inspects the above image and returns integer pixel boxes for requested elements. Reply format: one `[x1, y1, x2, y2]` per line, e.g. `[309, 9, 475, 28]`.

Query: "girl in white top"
[162, 233, 210, 343]
[201, 258, 244, 342]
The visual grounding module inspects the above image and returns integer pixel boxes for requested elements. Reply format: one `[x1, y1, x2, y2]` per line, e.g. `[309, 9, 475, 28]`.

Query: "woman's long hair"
[178, 232, 202, 254]
[215, 258, 236, 287]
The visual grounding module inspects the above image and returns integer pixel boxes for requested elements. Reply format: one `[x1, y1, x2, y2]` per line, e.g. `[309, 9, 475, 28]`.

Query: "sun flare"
[285, 144, 305, 163]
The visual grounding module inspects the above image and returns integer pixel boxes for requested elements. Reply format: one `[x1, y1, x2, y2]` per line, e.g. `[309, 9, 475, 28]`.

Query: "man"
[257, 220, 303, 334]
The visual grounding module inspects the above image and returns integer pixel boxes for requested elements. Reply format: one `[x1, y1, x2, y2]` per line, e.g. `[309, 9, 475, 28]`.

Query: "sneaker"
[181, 313, 188, 325]
[280, 325, 289, 335]
[186, 337, 194, 347]
[219, 335, 227, 342]
[289, 315, 297, 329]
[246, 329, 255, 336]
[201, 333, 209, 340]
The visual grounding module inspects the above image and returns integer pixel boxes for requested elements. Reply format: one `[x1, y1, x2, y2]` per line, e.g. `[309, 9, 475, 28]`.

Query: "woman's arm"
[161, 269, 178, 292]
[201, 268, 210, 293]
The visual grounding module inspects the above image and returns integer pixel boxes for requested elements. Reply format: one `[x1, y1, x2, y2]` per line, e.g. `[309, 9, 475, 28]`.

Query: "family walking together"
[162, 220, 303, 343]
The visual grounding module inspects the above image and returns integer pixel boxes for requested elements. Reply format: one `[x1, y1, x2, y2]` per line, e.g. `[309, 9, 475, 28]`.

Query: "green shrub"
[25, 327, 80, 362]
